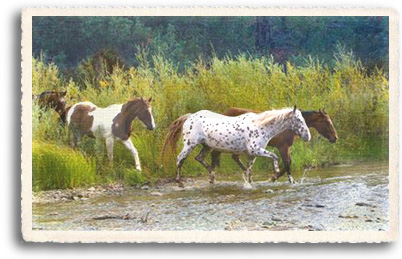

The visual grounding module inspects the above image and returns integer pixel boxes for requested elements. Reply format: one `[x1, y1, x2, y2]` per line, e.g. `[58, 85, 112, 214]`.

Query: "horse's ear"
[140, 97, 144, 101]
[293, 105, 297, 113]
[148, 97, 152, 102]
[60, 91, 67, 97]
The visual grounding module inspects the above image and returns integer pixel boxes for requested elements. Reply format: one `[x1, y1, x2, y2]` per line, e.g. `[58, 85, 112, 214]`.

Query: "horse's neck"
[259, 113, 292, 138]
[301, 112, 317, 128]
[112, 101, 141, 139]
[121, 103, 139, 125]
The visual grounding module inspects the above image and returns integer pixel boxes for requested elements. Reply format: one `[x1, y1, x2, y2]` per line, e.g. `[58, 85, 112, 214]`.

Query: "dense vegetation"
[32, 16, 389, 191]
[32, 47, 389, 191]
[33, 16, 389, 72]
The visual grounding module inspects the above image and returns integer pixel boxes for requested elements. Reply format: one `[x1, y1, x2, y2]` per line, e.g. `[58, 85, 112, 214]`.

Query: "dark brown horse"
[210, 107, 338, 183]
[33, 90, 68, 124]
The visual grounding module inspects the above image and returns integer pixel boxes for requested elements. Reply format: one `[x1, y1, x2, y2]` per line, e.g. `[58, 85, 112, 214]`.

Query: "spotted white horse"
[164, 106, 310, 188]
[66, 97, 155, 171]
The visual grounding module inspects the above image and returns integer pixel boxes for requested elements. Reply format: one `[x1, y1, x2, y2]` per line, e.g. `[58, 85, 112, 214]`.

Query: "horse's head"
[43, 90, 67, 115]
[309, 109, 338, 143]
[55, 91, 67, 114]
[136, 97, 155, 130]
[290, 106, 311, 142]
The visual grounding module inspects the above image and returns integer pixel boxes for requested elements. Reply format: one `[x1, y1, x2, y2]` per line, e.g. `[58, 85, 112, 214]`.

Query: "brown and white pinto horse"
[33, 90, 68, 123]
[66, 97, 155, 171]
[211, 107, 338, 183]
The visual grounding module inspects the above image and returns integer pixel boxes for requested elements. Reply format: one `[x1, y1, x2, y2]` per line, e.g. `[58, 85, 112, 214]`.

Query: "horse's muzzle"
[302, 132, 311, 142]
[330, 136, 338, 143]
[147, 125, 155, 130]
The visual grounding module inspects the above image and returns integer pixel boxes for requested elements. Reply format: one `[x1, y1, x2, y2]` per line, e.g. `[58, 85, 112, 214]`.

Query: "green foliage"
[32, 141, 96, 191]
[32, 49, 389, 191]
[122, 168, 147, 187]
[32, 55, 63, 92]
[32, 103, 70, 144]
[32, 16, 388, 72]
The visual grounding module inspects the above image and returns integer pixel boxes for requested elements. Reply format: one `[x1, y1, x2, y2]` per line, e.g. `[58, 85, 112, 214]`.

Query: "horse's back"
[67, 101, 97, 122]
[91, 104, 122, 121]
[191, 110, 227, 119]
[188, 109, 255, 127]
[224, 107, 259, 117]
[184, 110, 253, 152]
[67, 102, 98, 135]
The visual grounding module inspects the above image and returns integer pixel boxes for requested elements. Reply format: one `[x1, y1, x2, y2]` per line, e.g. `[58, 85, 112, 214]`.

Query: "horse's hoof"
[288, 176, 295, 184]
[136, 167, 142, 171]
[176, 181, 185, 188]
[209, 180, 216, 185]
[243, 182, 253, 189]
[270, 176, 277, 182]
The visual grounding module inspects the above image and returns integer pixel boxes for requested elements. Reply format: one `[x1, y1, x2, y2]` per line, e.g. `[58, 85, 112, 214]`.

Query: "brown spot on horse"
[69, 104, 97, 144]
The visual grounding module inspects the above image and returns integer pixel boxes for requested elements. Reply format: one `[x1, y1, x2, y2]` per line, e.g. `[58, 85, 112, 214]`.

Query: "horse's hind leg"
[242, 156, 256, 189]
[176, 144, 197, 187]
[70, 129, 81, 148]
[105, 137, 114, 162]
[232, 154, 246, 171]
[195, 145, 216, 184]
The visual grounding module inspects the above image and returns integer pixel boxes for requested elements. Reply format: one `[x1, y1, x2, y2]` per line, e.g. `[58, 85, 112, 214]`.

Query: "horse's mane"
[301, 110, 318, 117]
[254, 108, 294, 126]
[120, 97, 150, 113]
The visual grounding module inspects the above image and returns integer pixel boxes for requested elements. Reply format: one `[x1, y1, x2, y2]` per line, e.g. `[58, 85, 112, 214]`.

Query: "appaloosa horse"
[163, 106, 311, 188]
[66, 97, 155, 171]
[33, 90, 67, 123]
[210, 107, 338, 183]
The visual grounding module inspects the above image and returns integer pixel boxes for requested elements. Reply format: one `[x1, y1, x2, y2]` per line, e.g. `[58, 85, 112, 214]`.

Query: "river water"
[33, 161, 389, 231]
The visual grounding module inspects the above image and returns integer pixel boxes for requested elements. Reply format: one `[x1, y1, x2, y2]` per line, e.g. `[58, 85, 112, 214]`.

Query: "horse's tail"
[161, 113, 191, 166]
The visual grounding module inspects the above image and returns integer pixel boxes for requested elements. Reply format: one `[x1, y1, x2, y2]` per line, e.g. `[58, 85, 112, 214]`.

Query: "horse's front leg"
[232, 154, 250, 181]
[284, 153, 294, 184]
[271, 146, 293, 183]
[122, 138, 141, 171]
[252, 148, 280, 174]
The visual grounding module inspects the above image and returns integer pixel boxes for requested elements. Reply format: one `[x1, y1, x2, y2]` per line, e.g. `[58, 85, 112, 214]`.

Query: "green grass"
[32, 50, 389, 191]
[32, 141, 96, 191]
